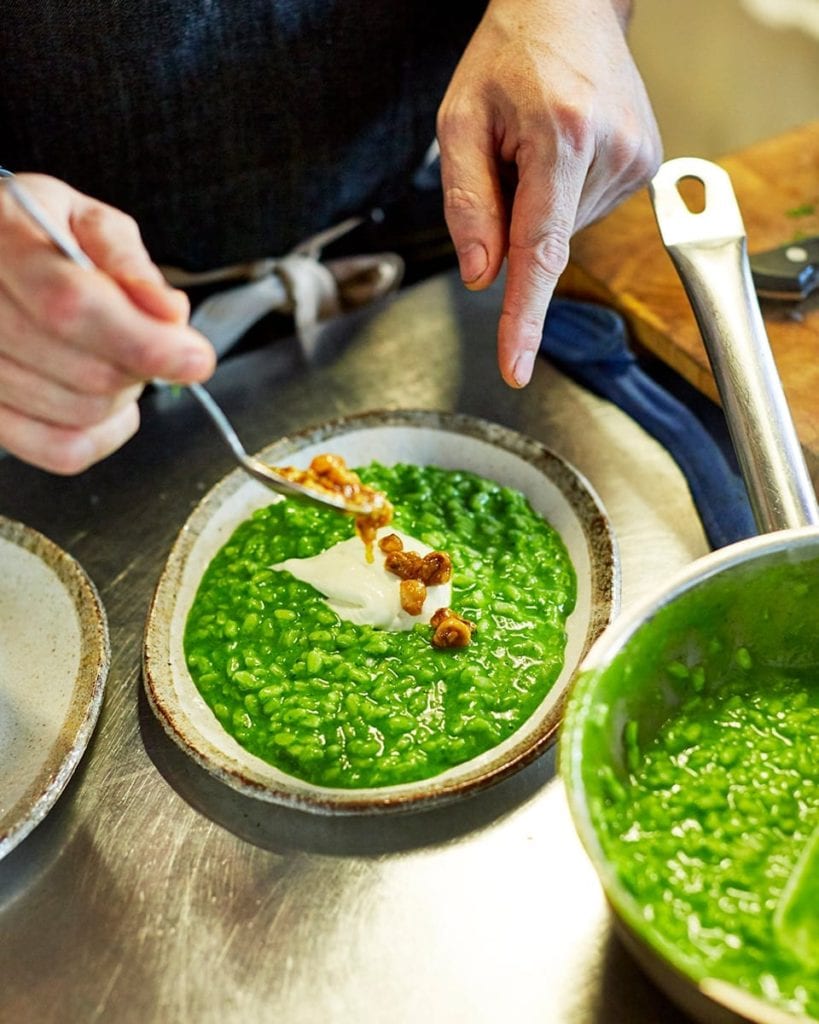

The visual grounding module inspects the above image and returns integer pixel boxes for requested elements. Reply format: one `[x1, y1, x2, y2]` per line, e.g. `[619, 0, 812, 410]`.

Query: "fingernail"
[458, 243, 488, 285]
[512, 349, 537, 387]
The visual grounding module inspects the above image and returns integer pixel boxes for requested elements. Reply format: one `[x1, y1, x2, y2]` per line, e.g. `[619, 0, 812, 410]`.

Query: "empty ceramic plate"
[0, 517, 109, 859]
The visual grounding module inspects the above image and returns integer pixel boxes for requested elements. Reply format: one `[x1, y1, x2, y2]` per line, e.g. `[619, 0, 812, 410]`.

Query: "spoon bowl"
[186, 383, 380, 514]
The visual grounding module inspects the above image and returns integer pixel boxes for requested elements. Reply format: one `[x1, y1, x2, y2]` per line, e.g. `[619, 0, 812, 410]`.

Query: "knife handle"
[750, 235, 819, 298]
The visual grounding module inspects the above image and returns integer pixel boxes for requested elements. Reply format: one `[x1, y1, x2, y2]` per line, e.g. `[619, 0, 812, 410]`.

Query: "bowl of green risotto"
[561, 530, 819, 1024]
[144, 409, 617, 813]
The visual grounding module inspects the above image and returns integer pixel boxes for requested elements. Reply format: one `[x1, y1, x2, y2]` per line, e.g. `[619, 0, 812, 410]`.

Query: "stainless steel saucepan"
[561, 158, 819, 1024]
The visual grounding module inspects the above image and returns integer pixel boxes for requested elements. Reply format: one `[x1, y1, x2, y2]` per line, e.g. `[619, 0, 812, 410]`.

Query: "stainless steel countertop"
[0, 271, 709, 1024]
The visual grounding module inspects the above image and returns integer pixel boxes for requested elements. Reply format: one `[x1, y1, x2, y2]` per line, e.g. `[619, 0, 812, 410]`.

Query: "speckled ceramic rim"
[0, 516, 110, 860]
[143, 409, 619, 815]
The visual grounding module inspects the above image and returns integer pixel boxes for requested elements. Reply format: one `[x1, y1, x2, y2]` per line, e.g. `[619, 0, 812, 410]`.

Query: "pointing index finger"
[498, 149, 586, 388]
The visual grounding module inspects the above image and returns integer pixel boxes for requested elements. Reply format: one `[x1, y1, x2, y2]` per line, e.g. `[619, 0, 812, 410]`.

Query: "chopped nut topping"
[418, 551, 452, 586]
[384, 549, 451, 585]
[271, 455, 474, 644]
[378, 533, 404, 554]
[275, 453, 394, 563]
[384, 549, 425, 580]
[429, 607, 450, 628]
[430, 607, 476, 649]
[384, 544, 455, 623]
[309, 453, 355, 492]
[400, 578, 427, 616]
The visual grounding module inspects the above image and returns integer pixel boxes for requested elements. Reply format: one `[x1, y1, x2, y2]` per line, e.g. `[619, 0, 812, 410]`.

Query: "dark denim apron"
[1, 0, 484, 270]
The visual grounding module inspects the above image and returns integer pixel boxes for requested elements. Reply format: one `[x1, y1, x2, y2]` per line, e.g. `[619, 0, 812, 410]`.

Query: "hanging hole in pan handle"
[677, 176, 706, 215]
[649, 157, 746, 250]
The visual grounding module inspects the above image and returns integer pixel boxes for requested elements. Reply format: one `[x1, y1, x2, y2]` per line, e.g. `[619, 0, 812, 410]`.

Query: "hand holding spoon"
[3, 175, 380, 515]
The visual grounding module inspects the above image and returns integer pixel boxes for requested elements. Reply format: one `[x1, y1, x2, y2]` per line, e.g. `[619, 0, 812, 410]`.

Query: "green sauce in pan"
[184, 462, 576, 788]
[598, 650, 819, 1017]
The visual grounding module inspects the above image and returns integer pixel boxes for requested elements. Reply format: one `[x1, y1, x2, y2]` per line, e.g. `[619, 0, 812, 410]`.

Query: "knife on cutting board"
[750, 235, 819, 300]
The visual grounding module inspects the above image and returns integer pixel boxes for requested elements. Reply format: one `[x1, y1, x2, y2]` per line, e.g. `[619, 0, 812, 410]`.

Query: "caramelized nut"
[379, 533, 404, 554]
[419, 551, 452, 586]
[430, 607, 451, 628]
[385, 549, 425, 580]
[431, 618, 473, 649]
[310, 453, 346, 481]
[429, 607, 476, 649]
[278, 454, 393, 517]
[400, 578, 427, 616]
[276, 452, 394, 563]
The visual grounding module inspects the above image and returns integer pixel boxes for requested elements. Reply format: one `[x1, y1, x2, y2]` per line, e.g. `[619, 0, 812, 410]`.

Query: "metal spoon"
[2, 176, 374, 514]
[183, 381, 377, 512]
[772, 821, 819, 970]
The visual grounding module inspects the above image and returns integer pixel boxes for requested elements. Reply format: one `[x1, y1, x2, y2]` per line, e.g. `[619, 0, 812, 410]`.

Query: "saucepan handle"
[649, 157, 819, 534]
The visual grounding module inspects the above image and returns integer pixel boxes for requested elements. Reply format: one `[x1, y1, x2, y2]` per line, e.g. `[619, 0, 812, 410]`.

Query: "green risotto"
[599, 660, 819, 1018]
[184, 462, 576, 788]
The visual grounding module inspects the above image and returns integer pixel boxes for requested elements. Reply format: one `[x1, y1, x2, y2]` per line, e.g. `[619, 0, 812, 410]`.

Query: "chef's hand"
[0, 174, 215, 474]
[437, 0, 662, 387]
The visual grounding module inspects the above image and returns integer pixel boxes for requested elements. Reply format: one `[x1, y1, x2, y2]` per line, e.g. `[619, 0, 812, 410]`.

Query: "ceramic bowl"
[561, 529, 819, 1024]
[144, 409, 617, 814]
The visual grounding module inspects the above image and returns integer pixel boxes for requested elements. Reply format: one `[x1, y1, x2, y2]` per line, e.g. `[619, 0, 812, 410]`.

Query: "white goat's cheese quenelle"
[272, 528, 451, 632]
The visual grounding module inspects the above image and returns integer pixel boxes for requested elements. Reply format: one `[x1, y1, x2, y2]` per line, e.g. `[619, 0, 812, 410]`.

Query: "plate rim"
[143, 409, 619, 814]
[0, 515, 110, 859]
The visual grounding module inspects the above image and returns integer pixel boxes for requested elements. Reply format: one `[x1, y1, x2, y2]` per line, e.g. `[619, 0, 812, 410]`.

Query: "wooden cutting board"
[559, 120, 819, 491]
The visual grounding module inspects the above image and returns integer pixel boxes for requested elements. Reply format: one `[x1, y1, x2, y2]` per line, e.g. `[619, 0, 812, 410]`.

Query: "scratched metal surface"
[0, 271, 707, 1023]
